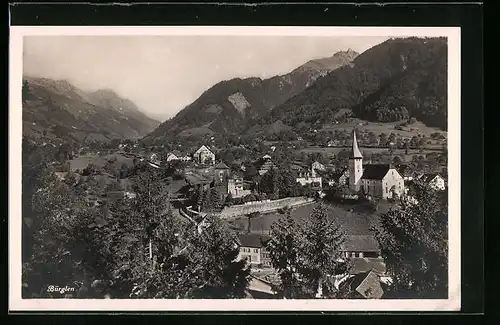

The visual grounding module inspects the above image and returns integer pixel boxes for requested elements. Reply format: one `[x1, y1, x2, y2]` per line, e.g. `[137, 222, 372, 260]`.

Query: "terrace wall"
[218, 197, 315, 219]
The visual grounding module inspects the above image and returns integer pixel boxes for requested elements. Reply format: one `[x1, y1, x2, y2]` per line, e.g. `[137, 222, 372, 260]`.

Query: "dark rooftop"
[419, 173, 442, 183]
[214, 161, 230, 170]
[342, 235, 380, 252]
[350, 270, 384, 299]
[349, 257, 386, 275]
[361, 164, 391, 180]
[238, 233, 271, 248]
[184, 172, 212, 185]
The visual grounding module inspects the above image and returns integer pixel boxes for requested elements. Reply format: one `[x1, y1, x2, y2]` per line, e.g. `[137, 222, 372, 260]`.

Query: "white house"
[166, 153, 179, 162]
[296, 167, 323, 189]
[193, 145, 215, 165]
[419, 173, 446, 191]
[312, 161, 326, 172]
[228, 175, 251, 198]
[237, 234, 272, 267]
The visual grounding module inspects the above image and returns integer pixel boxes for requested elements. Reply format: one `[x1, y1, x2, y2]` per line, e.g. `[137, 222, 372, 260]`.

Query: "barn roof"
[237, 233, 271, 248]
[342, 235, 380, 252]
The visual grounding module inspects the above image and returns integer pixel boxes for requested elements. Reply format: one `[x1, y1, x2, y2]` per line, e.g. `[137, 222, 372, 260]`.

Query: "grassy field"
[321, 119, 447, 138]
[300, 146, 442, 161]
[69, 153, 136, 172]
[228, 201, 389, 236]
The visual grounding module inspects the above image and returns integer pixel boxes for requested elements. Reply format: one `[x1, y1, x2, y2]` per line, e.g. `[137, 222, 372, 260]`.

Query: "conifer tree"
[267, 209, 305, 298]
[373, 179, 448, 298]
[299, 203, 346, 298]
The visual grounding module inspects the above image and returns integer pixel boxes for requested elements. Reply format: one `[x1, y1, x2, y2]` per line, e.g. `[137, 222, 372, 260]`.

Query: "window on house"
[254, 248, 258, 253]
[351, 252, 356, 258]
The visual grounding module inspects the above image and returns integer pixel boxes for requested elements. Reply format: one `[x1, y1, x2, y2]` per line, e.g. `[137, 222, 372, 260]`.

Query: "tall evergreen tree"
[299, 203, 346, 298]
[267, 209, 305, 298]
[182, 215, 251, 298]
[373, 179, 448, 298]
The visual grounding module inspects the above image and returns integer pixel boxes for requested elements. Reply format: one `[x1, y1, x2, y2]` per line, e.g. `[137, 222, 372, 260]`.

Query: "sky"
[23, 35, 389, 121]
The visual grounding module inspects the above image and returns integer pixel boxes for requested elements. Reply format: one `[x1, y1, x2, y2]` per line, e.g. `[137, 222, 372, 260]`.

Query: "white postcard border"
[9, 26, 461, 312]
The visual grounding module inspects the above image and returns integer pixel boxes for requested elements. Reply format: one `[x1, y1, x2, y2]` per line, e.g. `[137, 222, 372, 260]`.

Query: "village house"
[341, 234, 381, 259]
[193, 145, 215, 165]
[419, 173, 446, 191]
[184, 170, 213, 192]
[312, 160, 326, 172]
[349, 129, 405, 199]
[236, 233, 272, 267]
[228, 174, 252, 198]
[295, 168, 323, 188]
[214, 161, 230, 183]
[166, 152, 179, 162]
[257, 156, 275, 176]
[338, 270, 386, 299]
[327, 168, 349, 186]
[245, 276, 277, 299]
[150, 153, 160, 165]
[396, 164, 415, 181]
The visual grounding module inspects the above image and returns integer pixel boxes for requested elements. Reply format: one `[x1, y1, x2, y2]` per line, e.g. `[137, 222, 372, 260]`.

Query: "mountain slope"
[146, 50, 359, 139]
[22, 77, 160, 144]
[265, 37, 448, 129]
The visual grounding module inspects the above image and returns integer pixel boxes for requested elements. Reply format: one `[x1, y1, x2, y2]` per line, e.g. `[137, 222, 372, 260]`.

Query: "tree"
[105, 180, 123, 193]
[22, 80, 31, 103]
[244, 164, 258, 180]
[22, 171, 106, 298]
[267, 209, 305, 299]
[245, 212, 260, 234]
[225, 192, 233, 207]
[181, 215, 251, 298]
[373, 179, 448, 298]
[299, 203, 346, 298]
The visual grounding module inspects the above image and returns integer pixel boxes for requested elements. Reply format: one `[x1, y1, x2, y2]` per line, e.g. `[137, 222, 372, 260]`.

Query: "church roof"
[361, 164, 391, 180]
[350, 128, 363, 159]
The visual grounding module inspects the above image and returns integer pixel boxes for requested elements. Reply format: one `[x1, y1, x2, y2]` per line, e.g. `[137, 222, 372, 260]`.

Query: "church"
[348, 129, 405, 199]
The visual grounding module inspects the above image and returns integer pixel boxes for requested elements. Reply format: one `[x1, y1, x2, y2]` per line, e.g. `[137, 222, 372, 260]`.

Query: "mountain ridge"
[146, 49, 360, 140]
[22, 76, 160, 145]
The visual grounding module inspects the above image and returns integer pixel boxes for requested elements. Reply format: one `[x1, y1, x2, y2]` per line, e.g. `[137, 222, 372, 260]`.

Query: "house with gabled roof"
[339, 270, 385, 299]
[193, 145, 215, 165]
[236, 233, 272, 267]
[419, 173, 446, 191]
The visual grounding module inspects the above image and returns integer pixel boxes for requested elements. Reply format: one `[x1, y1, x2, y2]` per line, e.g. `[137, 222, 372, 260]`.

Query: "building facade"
[237, 234, 272, 267]
[193, 145, 215, 165]
[166, 153, 179, 162]
[228, 175, 251, 198]
[295, 167, 323, 189]
[420, 173, 446, 191]
[312, 161, 326, 172]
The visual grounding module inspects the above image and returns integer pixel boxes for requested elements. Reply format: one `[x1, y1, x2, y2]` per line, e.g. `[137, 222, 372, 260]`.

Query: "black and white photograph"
[9, 26, 460, 311]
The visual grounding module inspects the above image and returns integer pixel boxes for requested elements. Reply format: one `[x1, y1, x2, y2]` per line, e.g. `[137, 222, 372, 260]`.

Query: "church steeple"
[350, 128, 363, 159]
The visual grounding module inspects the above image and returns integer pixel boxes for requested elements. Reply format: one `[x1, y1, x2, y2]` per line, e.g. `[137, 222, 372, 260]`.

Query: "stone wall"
[218, 197, 315, 219]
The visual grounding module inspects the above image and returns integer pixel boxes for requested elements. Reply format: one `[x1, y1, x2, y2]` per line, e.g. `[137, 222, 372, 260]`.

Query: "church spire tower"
[348, 128, 363, 192]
